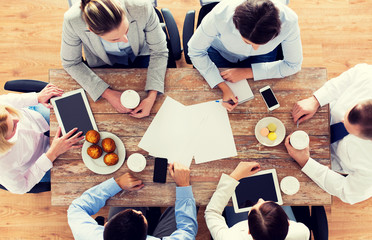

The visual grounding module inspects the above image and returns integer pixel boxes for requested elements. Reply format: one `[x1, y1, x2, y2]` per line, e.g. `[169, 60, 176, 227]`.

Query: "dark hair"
[248, 201, 289, 240]
[347, 99, 372, 139]
[103, 209, 148, 240]
[233, 0, 281, 45]
[81, 0, 124, 35]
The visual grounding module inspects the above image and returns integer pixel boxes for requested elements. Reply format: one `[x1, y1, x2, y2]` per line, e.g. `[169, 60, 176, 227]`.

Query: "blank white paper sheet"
[138, 96, 237, 167]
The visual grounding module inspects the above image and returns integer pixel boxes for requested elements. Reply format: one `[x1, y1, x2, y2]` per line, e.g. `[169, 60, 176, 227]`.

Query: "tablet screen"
[232, 169, 282, 213]
[53, 90, 97, 135]
[236, 173, 278, 208]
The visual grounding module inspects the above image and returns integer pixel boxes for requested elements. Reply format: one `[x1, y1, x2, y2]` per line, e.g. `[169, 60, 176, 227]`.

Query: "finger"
[130, 112, 145, 119]
[168, 163, 175, 178]
[55, 127, 62, 139]
[70, 131, 83, 141]
[130, 180, 143, 187]
[284, 135, 292, 149]
[64, 128, 78, 139]
[70, 144, 84, 149]
[130, 183, 145, 191]
[298, 115, 311, 124]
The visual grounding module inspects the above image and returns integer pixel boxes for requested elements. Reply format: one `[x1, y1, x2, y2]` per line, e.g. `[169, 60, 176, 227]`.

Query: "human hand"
[130, 90, 157, 118]
[218, 82, 238, 112]
[284, 135, 310, 168]
[220, 68, 253, 83]
[102, 88, 133, 113]
[46, 127, 84, 162]
[115, 172, 144, 191]
[37, 84, 64, 108]
[292, 96, 320, 125]
[230, 162, 261, 181]
[168, 162, 191, 187]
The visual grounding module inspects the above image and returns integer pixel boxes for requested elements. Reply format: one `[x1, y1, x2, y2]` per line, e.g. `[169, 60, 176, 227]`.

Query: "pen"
[215, 100, 236, 105]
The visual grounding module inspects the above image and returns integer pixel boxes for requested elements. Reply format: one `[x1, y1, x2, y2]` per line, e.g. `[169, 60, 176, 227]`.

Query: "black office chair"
[182, 1, 284, 65]
[292, 206, 329, 240]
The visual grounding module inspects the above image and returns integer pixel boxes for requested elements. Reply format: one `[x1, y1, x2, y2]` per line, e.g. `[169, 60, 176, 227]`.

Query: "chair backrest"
[67, 0, 158, 8]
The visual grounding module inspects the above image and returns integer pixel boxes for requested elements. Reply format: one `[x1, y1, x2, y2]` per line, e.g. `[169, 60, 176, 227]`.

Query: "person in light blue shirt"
[188, 0, 303, 112]
[67, 162, 198, 240]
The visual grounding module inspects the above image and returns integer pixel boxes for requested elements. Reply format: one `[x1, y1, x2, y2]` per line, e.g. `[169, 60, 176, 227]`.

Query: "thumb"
[55, 127, 62, 139]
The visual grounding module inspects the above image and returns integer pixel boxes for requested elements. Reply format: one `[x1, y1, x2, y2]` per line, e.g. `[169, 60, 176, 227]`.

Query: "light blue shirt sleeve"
[163, 186, 198, 240]
[67, 178, 122, 240]
[188, 11, 226, 89]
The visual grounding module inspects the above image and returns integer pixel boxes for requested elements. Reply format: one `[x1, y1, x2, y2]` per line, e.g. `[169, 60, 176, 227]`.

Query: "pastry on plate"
[102, 138, 116, 153]
[104, 153, 119, 166]
[87, 145, 102, 159]
[86, 130, 100, 144]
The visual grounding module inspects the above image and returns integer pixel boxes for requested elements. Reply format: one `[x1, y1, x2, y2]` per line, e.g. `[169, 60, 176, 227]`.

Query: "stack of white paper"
[225, 79, 254, 104]
[138, 97, 237, 167]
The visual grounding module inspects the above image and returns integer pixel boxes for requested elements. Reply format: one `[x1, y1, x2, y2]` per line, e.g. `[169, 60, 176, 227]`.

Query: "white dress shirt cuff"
[251, 63, 267, 81]
[313, 87, 330, 107]
[301, 157, 324, 178]
[37, 153, 54, 172]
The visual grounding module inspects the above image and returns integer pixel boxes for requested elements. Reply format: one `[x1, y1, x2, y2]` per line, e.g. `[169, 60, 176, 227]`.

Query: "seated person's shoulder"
[286, 220, 310, 240]
[64, 3, 83, 22]
[123, 0, 150, 11]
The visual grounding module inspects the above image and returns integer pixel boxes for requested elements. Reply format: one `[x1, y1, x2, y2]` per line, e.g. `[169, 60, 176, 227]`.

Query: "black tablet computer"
[232, 169, 283, 213]
[51, 88, 98, 136]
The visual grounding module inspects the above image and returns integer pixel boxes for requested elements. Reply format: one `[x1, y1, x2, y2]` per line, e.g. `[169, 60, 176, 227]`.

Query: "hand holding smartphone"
[259, 86, 280, 111]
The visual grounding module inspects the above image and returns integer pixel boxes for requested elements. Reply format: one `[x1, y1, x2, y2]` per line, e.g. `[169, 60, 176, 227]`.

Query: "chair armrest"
[183, 10, 195, 65]
[161, 8, 182, 60]
[4, 80, 48, 93]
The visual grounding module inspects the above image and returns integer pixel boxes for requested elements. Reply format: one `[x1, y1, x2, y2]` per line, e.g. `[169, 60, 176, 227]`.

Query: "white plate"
[82, 132, 126, 174]
[254, 117, 286, 147]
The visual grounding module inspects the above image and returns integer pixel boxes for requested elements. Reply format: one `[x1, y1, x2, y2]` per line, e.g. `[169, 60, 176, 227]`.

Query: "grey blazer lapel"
[125, 8, 139, 56]
[85, 31, 111, 64]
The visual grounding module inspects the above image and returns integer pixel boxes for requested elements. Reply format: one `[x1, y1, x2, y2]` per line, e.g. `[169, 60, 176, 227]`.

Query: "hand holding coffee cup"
[120, 90, 140, 109]
[289, 130, 309, 150]
[284, 133, 310, 168]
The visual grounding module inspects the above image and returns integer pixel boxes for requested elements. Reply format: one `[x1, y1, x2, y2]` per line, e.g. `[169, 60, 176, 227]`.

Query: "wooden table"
[50, 68, 331, 206]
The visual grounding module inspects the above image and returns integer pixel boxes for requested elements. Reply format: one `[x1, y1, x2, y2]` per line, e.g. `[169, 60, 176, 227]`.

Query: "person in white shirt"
[0, 84, 84, 194]
[205, 161, 310, 240]
[285, 63, 372, 204]
[188, 0, 302, 111]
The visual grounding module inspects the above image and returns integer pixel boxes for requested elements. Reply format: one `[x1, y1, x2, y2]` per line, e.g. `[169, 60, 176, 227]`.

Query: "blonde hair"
[81, 0, 125, 35]
[0, 105, 21, 154]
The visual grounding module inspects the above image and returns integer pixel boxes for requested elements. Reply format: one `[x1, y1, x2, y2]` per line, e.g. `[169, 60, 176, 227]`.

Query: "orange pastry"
[102, 138, 116, 153]
[104, 153, 119, 166]
[87, 145, 102, 159]
[86, 130, 100, 144]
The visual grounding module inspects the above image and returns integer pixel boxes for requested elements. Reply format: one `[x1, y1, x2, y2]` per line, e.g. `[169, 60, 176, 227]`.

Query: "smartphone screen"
[261, 88, 279, 108]
[153, 158, 168, 183]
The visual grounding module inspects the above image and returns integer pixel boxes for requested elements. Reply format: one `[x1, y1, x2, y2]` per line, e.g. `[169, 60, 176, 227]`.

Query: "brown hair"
[233, 0, 281, 45]
[81, 0, 125, 35]
[103, 209, 147, 240]
[0, 105, 21, 154]
[348, 99, 372, 139]
[248, 201, 289, 240]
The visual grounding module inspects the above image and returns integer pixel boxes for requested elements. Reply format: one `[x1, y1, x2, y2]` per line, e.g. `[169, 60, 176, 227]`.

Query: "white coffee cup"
[127, 153, 146, 172]
[280, 176, 300, 195]
[290, 130, 309, 150]
[120, 90, 140, 109]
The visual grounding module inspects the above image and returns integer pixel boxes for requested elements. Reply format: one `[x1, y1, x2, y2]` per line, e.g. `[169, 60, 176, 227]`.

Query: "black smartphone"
[259, 86, 280, 111]
[153, 158, 168, 183]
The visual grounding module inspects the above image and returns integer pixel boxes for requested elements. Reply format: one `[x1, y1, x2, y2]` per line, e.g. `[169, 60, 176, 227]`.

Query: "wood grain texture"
[50, 67, 331, 206]
[1, 0, 372, 239]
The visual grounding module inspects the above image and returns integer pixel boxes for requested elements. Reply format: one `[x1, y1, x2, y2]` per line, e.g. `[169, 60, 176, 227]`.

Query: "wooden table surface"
[49, 68, 331, 206]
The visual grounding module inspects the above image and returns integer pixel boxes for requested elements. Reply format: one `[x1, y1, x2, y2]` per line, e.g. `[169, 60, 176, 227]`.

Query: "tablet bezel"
[232, 169, 283, 213]
[51, 88, 98, 135]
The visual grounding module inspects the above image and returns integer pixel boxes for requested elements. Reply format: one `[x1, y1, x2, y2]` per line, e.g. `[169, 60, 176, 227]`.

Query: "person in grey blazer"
[61, 0, 168, 118]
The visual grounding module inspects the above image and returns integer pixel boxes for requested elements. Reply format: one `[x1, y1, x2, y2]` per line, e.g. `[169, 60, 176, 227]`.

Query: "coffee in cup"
[120, 90, 140, 109]
[290, 130, 309, 150]
[127, 153, 146, 172]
